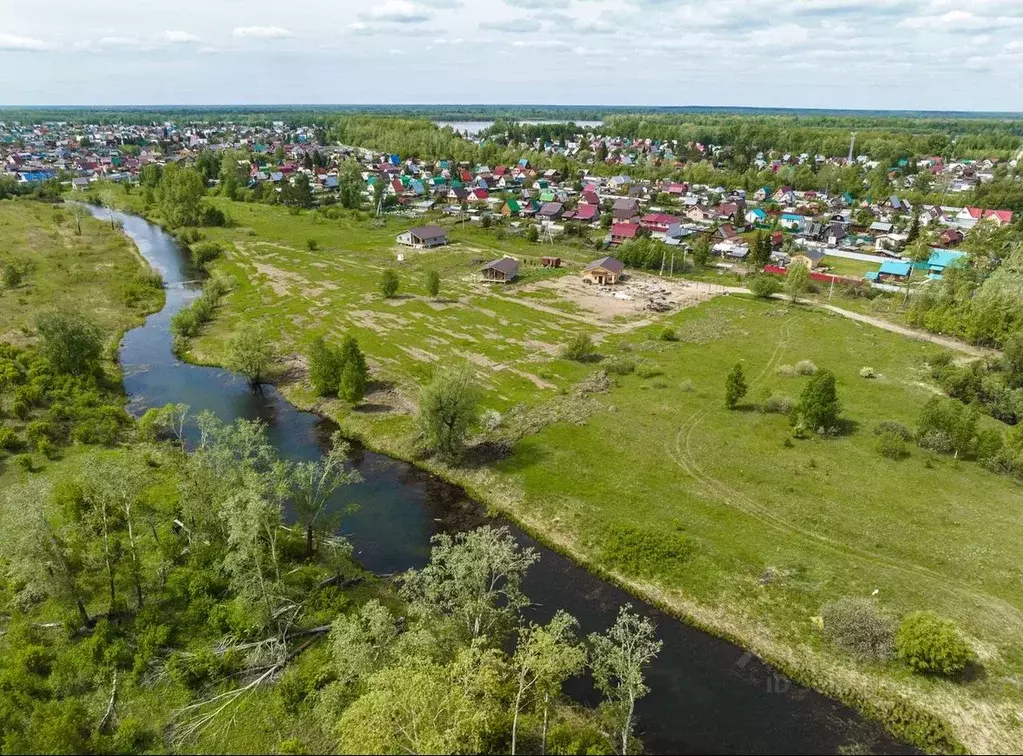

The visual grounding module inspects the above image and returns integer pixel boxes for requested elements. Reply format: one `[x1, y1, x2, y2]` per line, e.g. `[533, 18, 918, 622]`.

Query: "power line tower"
[540, 223, 555, 245]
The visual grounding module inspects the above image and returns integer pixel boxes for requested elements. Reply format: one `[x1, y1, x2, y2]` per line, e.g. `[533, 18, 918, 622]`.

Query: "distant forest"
[3, 103, 1023, 127]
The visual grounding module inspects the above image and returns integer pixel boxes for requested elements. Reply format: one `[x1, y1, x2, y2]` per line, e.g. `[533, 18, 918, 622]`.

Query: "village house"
[396, 225, 449, 249]
[790, 248, 826, 270]
[582, 256, 625, 285]
[612, 197, 640, 223]
[571, 203, 600, 223]
[538, 202, 565, 221]
[610, 223, 639, 245]
[639, 213, 682, 239]
[480, 257, 519, 283]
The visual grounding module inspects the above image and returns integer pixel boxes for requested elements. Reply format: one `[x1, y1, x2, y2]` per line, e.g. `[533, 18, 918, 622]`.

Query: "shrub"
[660, 326, 679, 342]
[190, 241, 224, 270]
[479, 409, 502, 432]
[748, 274, 782, 298]
[877, 430, 909, 460]
[560, 333, 596, 362]
[874, 420, 911, 441]
[679, 379, 694, 392]
[926, 350, 954, 369]
[762, 394, 796, 415]
[725, 363, 747, 409]
[895, 611, 974, 676]
[604, 356, 635, 376]
[379, 269, 399, 299]
[796, 368, 841, 432]
[795, 359, 818, 376]
[36, 311, 103, 376]
[306, 238, 318, 251]
[0, 427, 23, 452]
[776, 364, 796, 377]
[860, 366, 878, 379]
[424, 269, 441, 298]
[635, 362, 663, 379]
[820, 597, 896, 660]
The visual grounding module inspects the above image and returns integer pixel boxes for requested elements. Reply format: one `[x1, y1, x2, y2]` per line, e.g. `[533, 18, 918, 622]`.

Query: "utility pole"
[848, 132, 857, 163]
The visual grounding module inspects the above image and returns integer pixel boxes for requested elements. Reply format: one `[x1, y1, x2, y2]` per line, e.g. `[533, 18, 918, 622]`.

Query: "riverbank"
[91, 192, 1023, 754]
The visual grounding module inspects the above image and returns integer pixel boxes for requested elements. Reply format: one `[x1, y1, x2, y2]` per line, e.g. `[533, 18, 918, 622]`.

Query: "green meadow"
[0, 199, 162, 347]
[92, 193, 1023, 752]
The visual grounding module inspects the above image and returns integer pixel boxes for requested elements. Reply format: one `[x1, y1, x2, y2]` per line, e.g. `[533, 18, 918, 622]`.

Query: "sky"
[1, 0, 1022, 111]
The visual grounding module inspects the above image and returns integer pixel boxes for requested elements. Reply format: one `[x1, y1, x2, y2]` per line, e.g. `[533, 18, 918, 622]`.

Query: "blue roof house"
[877, 260, 912, 280]
[926, 249, 966, 278]
[779, 213, 805, 232]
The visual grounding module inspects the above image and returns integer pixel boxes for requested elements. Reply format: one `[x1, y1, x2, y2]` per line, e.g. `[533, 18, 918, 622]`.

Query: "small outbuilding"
[481, 257, 519, 283]
[396, 225, 449, 249]
[583, 256, 625, 285]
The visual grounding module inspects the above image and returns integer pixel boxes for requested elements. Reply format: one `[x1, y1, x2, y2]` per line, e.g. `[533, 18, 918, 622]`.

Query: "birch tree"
[289, 432, 361, 558]
[400, 526, 539, 643]
[0, 481, 91, 627]
[510, 610, 587, 755]
[589, 605, 663, 756]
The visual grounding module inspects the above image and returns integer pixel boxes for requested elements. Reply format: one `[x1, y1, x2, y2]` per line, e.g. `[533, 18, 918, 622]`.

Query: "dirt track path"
[664, 319, 1023, 634]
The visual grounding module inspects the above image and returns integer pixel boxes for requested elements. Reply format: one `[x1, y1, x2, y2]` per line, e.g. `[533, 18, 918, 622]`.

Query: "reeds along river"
[89, 204, 914, 755]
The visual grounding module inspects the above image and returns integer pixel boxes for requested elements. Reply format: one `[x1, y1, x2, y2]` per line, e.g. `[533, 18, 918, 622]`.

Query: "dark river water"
[91, 205, 912, 755]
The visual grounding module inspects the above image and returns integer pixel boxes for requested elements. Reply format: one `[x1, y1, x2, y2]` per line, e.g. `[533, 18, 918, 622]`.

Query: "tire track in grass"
[666, 316, 1023, 632]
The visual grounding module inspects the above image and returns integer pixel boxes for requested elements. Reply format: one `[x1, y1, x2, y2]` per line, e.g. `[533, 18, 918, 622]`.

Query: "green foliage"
[36, 311, 104, 377]
[0, 426, 24, 452]
[338, 160, 364, 210]
[895, 611, 974, 677]
[2, 260, 30, 289]
[226, 323, 276, 385]
[560, 334, 596, 362]
[588, 605, 662, 756]
[307, 336, 343, 397]
[425, 269, 441, 298]
[170, 278, 226, 341]
[820, 597, 895, 660]
[659, 327, 679, 342]
[598, 522, 694, 579]
[378, 269, 399, 299]
[339, 359, 367, 405]
[418, 367, 480, 462]
[724, 362, 747, 409]
[159, 163, 207, 228]
[190, 241, 225, 271]
[786, 263, 810, 301]
[691, 235, 711, 268]
[796, 368, 841, 432]
[748, 274, 782, 298]
[916, 397, 978, 458]
[525, 226, 540, 243]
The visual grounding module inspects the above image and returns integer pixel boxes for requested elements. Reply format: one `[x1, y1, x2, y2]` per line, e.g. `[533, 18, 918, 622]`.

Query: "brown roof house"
[582, 256, 625, 285]
[612, 197, 640, 222]
[396, 225, 449, 249]
[481, 257, 519, 283]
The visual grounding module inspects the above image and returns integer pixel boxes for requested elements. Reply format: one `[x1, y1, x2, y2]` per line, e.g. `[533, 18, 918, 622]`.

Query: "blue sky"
[1, 0, 1021, 111]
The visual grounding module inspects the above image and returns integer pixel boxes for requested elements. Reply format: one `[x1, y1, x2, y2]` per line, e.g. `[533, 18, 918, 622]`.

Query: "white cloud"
[163, 30, 202, 44]
[511, 38, 569, 49]
[480, 18, 542, 32]
[232, 26, 293, 39]
[366, 1, 432, 23]
[0, 33, 52, 51]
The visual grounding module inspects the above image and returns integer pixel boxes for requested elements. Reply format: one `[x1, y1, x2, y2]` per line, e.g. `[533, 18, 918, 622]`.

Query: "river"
[90, 205, 912, 755]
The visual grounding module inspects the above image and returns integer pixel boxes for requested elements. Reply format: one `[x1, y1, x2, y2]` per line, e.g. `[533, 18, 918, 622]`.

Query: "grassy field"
[95, 192, 1023, 752]
[0, 198, 162, 347]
